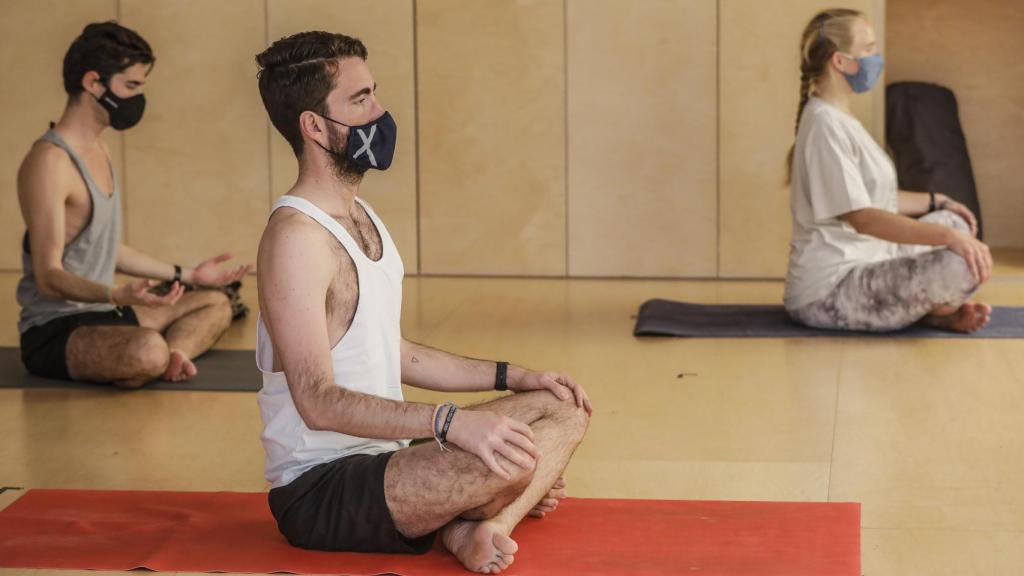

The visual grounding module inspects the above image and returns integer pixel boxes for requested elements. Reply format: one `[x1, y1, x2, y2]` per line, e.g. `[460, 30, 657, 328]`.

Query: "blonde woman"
[784, 9, 992, 333]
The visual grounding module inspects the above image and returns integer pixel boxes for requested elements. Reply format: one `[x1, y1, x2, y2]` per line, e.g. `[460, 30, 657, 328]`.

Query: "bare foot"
[529, 476, 567, 518]
[442, 519, 517, 574]
[162, 349, 198, 382]
[924, 302, 992, 333]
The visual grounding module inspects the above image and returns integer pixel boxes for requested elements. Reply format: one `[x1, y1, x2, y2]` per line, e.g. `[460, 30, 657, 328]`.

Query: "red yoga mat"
[0, 489, 859, 575]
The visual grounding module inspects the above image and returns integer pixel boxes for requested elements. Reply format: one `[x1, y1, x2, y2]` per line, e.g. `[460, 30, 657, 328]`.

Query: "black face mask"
[315, 111, 397, 171]
[95, 82, 146, 130]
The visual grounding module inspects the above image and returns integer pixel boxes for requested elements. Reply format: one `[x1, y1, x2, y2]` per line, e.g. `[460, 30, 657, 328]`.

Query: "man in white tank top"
[255, 32, 592, 573]
[16, 22, 250, 387]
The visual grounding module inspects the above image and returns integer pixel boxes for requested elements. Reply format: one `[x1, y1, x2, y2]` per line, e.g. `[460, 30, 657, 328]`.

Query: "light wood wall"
[887, 0, 1024, 248]
[3, 0, 901, 280]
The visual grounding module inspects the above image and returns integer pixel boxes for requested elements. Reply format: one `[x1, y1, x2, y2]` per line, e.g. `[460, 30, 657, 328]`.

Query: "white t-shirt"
[784, 97, 899, 310]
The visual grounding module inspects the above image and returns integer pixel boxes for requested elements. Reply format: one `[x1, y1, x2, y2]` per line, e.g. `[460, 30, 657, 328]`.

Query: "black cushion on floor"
[886, 81, 983, 239]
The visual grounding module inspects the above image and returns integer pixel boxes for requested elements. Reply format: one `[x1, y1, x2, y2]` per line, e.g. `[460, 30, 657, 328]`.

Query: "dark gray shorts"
[20, 306, 139, 381]
[268, 451, 436, 554]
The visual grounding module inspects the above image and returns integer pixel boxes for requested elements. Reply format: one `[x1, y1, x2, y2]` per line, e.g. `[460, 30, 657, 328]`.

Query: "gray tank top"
[17, 129, 122, 333]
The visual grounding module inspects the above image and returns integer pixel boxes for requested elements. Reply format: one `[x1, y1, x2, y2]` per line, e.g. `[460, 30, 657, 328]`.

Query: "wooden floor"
[2, 250, 1024, 575]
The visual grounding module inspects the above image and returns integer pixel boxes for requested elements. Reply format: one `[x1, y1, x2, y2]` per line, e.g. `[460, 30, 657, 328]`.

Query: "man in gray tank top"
[255, 32, 591, 573]
[15, 22, 250, 387]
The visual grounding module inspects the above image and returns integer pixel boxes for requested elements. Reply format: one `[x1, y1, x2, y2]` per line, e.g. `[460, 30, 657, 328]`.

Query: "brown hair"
[785, 8, 864, 184]
[63, 21, 154, 96]
[256, 31, 368, 157]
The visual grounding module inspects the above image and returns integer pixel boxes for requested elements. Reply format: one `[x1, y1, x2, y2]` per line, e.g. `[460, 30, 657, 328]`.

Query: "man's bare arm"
[401, 338, 594, 413]
[400, 339, 526, 393]
[116, 244, 179, 282]
[18, 145, 183, 307]
[117, 245, 250, 287]
[259, 212, 434, 438]
[18, 144, 115, 303]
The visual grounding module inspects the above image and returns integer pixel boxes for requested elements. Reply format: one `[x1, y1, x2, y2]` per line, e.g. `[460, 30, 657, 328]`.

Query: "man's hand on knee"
[446, 409, 539, 481]
[508, 369, 593, 415]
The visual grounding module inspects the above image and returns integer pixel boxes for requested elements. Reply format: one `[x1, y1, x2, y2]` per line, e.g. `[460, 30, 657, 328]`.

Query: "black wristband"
[495, 361, 509, 391]
[173, 264, 182, 284]
[928, 192, 937, 213]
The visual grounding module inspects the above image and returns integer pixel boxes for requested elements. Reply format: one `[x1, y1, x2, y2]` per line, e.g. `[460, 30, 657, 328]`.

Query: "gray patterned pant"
[789, 210, 979, 332]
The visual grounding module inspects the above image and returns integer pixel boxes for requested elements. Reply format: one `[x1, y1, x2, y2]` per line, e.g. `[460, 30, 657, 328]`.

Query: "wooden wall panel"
[0, 0, 120, 272]
[567, 0, 718, 277]
[417, 0, 566, 276]
[267, 0, 419, 272]
[120, 0, 269, 270]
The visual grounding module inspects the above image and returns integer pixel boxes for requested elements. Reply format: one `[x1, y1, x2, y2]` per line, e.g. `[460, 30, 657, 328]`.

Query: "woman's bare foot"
[441, 519, 517, 574]
[924, 302, 992, 333]
[162, 349, 198, 382]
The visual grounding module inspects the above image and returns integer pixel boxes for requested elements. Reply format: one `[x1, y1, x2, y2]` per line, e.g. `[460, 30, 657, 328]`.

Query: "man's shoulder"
[266, 205, 321, 235]
[18, 140, 75, 202]
[21, 139, 73, 176]
[261, 207, 336, 262]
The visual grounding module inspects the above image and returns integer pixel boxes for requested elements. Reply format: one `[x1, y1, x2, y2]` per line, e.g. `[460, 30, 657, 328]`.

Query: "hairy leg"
[66, 325, 170, 388]
[134, 290, 232, 380]
[440, 391, 589, 574]
[383, 390, 588, 573]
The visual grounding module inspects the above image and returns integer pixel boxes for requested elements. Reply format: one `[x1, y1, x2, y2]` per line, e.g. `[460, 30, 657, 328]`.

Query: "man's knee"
[200, 290, 232, 314]
[211, 292, 233, 327]
[528, 389, 590, 439]
[186, 289, 232, 330]
[126, 329, 170, 378]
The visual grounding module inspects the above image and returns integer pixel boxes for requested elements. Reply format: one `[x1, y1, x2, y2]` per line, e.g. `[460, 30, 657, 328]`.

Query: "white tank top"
[256, 195, 407, 489]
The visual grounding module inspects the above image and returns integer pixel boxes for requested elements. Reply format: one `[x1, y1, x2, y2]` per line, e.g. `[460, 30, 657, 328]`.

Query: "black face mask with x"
[316, 111, 397, 171]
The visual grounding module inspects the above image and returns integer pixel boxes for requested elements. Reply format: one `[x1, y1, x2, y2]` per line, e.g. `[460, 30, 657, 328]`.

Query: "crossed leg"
[898, 210, 991, 331]
[134, 289, 233, 381]
[66, 290, 232, 387]
[384, 390, 589, 573]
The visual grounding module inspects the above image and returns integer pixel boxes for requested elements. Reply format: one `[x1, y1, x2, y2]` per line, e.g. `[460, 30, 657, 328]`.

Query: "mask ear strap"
[320, 113, 352, 128]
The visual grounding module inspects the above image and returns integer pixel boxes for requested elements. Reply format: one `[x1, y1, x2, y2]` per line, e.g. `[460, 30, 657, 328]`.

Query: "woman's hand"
[938, 196, 979, 237]
[945, 228, 992, 284]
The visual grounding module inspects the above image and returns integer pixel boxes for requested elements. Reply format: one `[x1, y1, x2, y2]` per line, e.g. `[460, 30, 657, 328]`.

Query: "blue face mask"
[317, 111, 397, 171]
[840, 52, 884, 93]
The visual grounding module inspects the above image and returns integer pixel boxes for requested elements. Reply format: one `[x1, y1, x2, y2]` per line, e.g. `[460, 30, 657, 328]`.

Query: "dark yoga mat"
[634, 299, 1024, 339]
[0, 347, 260, 391]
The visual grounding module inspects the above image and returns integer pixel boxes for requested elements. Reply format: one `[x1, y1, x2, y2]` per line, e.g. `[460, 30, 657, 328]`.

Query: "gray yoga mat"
[633, 299, 1024, 338]
[0, 347, 261, 391]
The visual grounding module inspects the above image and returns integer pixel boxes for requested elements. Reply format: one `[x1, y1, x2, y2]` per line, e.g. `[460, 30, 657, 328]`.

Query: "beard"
[326, 123, 368, 185]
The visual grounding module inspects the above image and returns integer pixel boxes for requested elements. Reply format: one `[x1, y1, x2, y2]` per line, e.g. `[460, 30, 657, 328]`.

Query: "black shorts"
[268, 451, 436, 554]
[20, 307, 139, 381]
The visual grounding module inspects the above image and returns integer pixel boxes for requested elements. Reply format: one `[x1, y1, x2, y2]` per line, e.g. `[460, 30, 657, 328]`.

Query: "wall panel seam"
[412, 0, 422, 276]
[265, 0, 273, 215]
[563, 0, 570, 278]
